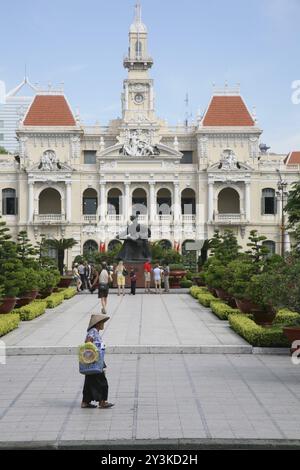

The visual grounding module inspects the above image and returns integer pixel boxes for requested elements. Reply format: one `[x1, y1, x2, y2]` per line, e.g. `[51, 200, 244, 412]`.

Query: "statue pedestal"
[113, 261, 154, 289]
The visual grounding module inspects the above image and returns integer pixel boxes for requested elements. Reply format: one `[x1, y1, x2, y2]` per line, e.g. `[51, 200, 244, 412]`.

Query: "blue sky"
[0, 0, 299, 153]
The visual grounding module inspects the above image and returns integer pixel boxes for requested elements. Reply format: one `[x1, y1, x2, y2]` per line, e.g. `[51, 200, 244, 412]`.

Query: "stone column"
[28, 182, 34, 223]
[100, 181, 106, 222]
[284, 231, 291, 253]
[149, 181, 156, 223]
[124, 182, 131, 222]
[245, 182, 251, 222]
[208, 182, 214, 222]
[173, 182, 181, 223]
[66, 181, 72, 222]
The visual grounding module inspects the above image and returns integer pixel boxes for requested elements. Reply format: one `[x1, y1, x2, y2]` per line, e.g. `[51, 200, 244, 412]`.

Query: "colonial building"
[0, 3, 299, 266]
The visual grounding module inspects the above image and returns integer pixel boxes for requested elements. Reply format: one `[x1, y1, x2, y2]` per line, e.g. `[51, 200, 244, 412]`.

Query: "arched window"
[157, 188, 172, 215]
[2, 188, 17, 215]
[108, 240, 122, 252]
[135, 41, 142, 58]
[83, 188, 98, 215]
[218, 188, 240, 214]
[39, 188, 61, 214]
[107, 188, 122, 215]
[132, 188, 147, 215]
[262, 240, 276, 255]
[262, 188, 276, 215]
[181, 189, 196, 215]
[83, 240, 98, 256]
[158, 239, 172, 250]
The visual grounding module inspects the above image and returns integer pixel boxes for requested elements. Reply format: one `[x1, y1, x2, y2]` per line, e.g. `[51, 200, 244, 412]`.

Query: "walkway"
[3, 292, 250, 354]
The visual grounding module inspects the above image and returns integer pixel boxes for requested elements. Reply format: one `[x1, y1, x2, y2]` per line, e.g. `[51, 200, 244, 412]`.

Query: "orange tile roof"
[284, 151, 300, 165]
[202, 95, 255, 127]
[23, 95, 76, 126]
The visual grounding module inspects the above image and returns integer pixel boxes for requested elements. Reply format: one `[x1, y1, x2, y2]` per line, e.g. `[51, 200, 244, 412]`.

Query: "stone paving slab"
[3, 293, 249, 352]
[0, 354, 300, 445]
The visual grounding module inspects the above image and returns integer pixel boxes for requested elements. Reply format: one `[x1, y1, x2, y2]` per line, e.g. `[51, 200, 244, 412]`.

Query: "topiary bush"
[210, 301, 241, 320]
[189, 286, 208, 298]
[197, 292, 221, 308]
[0, 313, 20, 337]
[229, 314, 289, 347]
[274, 309, 300, 325]
[61, 287, 77, 299]
[180, 278, 193, 288]
[15, 300, 47, 321]
[44, 292, 64, 308]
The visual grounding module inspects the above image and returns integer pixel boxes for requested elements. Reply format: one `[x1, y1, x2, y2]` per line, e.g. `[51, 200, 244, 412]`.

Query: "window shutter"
[261, 197, 265, 215]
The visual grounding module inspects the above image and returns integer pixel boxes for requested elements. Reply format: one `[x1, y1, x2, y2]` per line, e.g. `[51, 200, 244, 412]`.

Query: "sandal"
[99, 402, 114, 409]
[81, 402, 97, 409]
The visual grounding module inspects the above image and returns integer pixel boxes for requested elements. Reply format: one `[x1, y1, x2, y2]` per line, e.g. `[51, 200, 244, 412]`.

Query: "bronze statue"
[116, 215, 151, 262]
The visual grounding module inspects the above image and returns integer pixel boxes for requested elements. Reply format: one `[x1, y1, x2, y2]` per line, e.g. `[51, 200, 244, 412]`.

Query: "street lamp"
[276, 169, 288, 257]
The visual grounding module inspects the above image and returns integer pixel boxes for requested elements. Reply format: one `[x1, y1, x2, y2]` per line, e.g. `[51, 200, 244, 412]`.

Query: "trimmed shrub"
[44, 292, 64, 308]
[197, 292, 221, 308]
[61, 287, 77, 300]
[180, 279, 193, 288]
[190, 286, 208, 298]
[0, 313, 20, 337]
[229, 314, 289, 347]
[274, 309, 300, 325]
[210, 301, 241, 320]
[15, 300, 47, 321]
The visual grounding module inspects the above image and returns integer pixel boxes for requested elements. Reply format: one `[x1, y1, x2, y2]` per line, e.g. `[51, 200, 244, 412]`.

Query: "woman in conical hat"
[81, 314, 114, 409]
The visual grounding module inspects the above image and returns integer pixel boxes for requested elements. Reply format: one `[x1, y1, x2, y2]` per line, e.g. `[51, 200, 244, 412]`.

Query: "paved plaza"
[1, 292, 300, 449]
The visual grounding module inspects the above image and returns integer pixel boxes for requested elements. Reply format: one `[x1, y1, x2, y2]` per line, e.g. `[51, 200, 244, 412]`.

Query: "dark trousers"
[83, 373, 108, 403]
[131, 281, 136, 295]
[80, 274, 86, 290]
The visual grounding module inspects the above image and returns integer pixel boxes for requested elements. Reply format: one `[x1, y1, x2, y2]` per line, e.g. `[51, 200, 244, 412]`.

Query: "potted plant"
[169, 264, 187, 288]
[43, 237, 78, 286]
[15, 268, 40, 307]
[38, 268, 61, 298]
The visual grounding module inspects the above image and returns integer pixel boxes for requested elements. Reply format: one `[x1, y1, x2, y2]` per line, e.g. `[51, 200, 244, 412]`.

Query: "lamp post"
[276, 170, 288, 257]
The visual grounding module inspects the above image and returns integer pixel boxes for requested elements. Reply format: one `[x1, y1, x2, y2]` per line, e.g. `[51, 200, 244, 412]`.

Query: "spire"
[135, 1, 142, 24]
[130, 0, 147, 33]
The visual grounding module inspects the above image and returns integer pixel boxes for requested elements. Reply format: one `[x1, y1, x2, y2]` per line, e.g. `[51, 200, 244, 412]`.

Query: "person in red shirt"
[143, 259, 152, 293]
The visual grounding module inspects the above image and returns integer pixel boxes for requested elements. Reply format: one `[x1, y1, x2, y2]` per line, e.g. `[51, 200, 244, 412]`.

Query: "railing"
[156, 215, 173, 223]
[83, 215, 97, 223]
[34, 214, 65, 223]
[215, 213, 244, 223]
[182, 215, 196, 224]
[107, 214, 123, 223]
[136, 214, 148, 224]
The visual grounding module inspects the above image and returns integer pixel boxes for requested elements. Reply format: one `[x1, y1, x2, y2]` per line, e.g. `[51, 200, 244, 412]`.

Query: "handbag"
[122, 269, 128, 276]
[78, 342, 104, 375]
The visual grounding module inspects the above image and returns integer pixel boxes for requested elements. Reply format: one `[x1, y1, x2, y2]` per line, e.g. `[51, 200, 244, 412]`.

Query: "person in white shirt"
[153, 264, 162, 294]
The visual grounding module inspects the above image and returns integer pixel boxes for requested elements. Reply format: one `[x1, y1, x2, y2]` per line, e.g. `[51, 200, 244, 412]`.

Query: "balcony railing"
[83, 214, 97, 223]
[156, 215, 173, 224]
[214, 213, 244, 224]
[34, 214, 65, 224]
[107, 214, 123, 223]
[182, 215, 196, 224]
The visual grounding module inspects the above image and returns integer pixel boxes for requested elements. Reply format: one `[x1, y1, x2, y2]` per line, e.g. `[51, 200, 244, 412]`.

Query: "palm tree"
[44, 238, 78, 275]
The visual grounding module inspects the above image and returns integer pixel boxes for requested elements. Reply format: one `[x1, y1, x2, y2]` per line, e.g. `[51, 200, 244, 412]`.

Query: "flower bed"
[210, 301, 241, 320]
[0, 313, 20, 337]
[14, 300, 47, 321]
[228, 314, 290, 347]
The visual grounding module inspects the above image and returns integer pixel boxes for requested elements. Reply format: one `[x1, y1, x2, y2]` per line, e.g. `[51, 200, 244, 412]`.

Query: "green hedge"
[197, 292, 221, 308]
[189, 286, 208, 298]
[0, 313, 20, 337]
[14, 300, 47, 321]
[44, 292, 64, 308]
[274, 309, 300, 325]
[210, 301, 241, 320]
[60, 287, 77, 300]
[229, 314, 289, 347]
[180, 279, 193, 288]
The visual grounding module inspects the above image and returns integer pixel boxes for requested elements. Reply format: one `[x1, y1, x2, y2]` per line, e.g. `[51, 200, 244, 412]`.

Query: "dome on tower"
[130, 1, 147, 33]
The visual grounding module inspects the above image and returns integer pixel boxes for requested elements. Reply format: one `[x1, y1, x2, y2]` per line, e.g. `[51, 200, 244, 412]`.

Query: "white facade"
[0, 4, 298, 266]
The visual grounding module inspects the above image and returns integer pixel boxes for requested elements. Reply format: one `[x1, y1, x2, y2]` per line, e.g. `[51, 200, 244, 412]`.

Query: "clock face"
[134, 93, 144, 104]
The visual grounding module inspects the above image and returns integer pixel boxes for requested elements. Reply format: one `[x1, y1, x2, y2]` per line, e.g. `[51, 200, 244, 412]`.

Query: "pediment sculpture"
[120, 129, 160, 157]
[219, 148, 238, 170]
[36, 150, 73, 171]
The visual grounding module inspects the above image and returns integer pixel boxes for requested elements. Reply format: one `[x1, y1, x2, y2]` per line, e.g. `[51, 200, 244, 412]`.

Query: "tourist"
[153, 263, 162, 294]
[85, 261, 93, 290]
[78, 262, 86, 290]
[98, 262, 112, 314]
[81, 314, 114, 409]
[129, 267, 137, 295]
[144, 258, 152, 293]
[115, 260, 127, 296]
[89, 264, 98, 294]
[163, 262, 170, 293]
[73, 263, 82, 292]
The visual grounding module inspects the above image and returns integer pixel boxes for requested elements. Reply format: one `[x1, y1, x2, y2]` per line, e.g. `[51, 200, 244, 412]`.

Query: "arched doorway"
[82, 188, 98, 215]
[132, 188, 147, 216]
[158, 239, 172, 250]
[83, 240, 98, 256]
[181, 189, 196, 215]
[39, 188, 61, 214]
[107, 188, 122, 215]
[218, 188, 240, 214]
[108, 239, 122, 252]
[157, 188, 172, 216]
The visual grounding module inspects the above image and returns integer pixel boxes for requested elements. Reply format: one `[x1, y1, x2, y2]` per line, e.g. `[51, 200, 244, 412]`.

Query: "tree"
[44, 238, 78, 275]
[0, 146, 8, 154]
[16, 230, 38, 266]
[0, 216, 25, 297]
[285, 181, 300, 229]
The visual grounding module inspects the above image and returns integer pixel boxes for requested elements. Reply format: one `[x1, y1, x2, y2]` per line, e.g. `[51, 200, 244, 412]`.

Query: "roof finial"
[135, 0, 142, 23]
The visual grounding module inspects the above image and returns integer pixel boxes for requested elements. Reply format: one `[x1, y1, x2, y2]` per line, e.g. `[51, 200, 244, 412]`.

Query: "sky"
[0, 0, 299, 153]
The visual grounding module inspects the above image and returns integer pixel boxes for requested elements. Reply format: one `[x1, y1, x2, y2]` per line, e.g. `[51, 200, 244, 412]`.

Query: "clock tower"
[122, 1, 156, 122]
